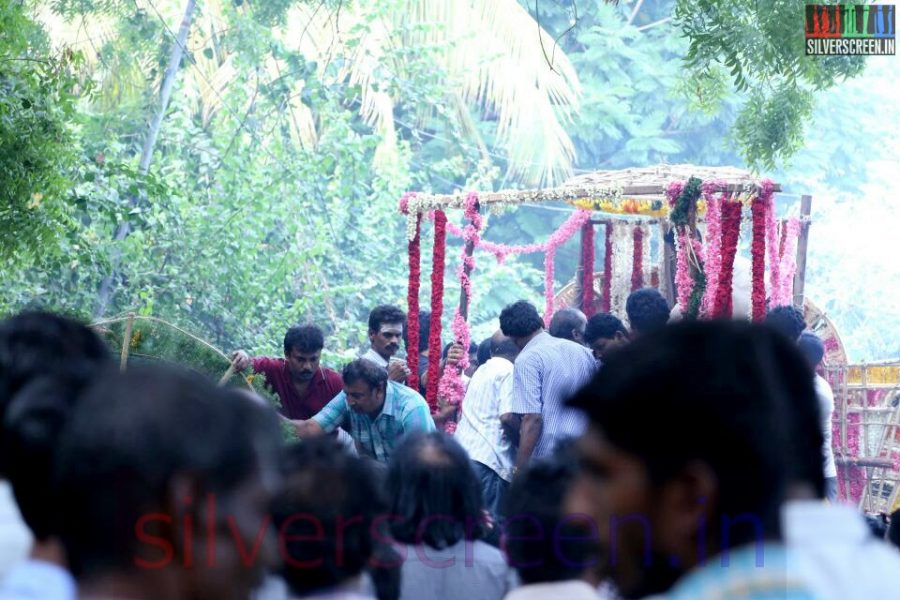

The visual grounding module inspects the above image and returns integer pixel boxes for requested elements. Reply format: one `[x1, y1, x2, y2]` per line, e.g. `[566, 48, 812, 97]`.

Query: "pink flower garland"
[437, 193, 481, 433]
[674, 229, 693, 311]
[774, 218, 801, 307]
[666, 181, 684, 207]
[701, 190, 723, 317]
[542, 211, 592, 323]
[763, 182, 780, 306]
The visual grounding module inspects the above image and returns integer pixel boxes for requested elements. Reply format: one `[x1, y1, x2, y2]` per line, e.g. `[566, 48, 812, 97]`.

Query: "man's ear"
[654, 461, 717, 562]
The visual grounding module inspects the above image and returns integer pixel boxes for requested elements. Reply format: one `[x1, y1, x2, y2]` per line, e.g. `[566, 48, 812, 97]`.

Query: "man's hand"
[445, 343, 465, 367]
[231, 350, 251, 372]
[387, 359, 410, 382]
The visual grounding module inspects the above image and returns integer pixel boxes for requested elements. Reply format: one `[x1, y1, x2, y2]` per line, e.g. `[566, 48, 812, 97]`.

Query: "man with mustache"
[360, 305, 410, 383]
[231, 324, 342, 420]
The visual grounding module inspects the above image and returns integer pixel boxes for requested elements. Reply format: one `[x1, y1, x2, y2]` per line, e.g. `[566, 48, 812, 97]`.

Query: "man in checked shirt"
[292, 358, 435, 463]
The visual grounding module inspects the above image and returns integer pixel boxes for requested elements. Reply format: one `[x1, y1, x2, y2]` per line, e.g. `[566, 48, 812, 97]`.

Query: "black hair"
[368, 305, 406, 334]
[387, 432, 487, 549]
[343, 358, 388, 390]
[568, 321, 824, 549]
[625, 288, 670, 335]
[764, 305, 806, 342]
[55, 365, 281, 580]
[476, 338, 492, 365]
[0, 311, 111, 476]
[499, 301, 543, 338]
[888, 509, 900, 550]
[548, 308, 587, 341]
[274, 438, 385, 596]
[797, 331, 825, 368]
[490, 338, 519, 359]
[284, 324, 325, 355]
[584, 313, 628, 345]
[441, 340, 478, 360]
[504, 458, 597, 584]
[418, 311, 431, 353]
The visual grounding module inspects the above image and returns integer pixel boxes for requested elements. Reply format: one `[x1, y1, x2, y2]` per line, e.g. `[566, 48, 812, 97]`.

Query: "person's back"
[386, 433, 515, 600]
[514, 332, 595, 456]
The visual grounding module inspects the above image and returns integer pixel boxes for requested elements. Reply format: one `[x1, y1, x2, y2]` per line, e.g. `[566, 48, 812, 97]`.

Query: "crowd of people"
[1, 287, 900, 600]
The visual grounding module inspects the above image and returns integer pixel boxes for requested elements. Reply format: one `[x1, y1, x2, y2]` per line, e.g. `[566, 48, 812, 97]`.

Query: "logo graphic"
[805, 4, 896, 55]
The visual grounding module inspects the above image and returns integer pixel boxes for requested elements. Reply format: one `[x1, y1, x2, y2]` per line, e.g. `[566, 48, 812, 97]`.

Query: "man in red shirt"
[231, 324, 342, 420]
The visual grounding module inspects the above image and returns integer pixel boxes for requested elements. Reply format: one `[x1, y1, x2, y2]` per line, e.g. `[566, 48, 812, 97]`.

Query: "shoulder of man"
[251, 355, 285, 372]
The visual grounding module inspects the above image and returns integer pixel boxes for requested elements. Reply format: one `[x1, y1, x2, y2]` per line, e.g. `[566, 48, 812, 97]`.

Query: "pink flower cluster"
[700, 184, 724, 317]
[665, 181, 684, 207]
[674, 229, 693, 310]
[437, 193, 481, 432]
[771, 218, 801, 307]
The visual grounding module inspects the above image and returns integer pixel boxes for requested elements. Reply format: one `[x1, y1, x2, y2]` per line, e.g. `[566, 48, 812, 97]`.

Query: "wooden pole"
[661, 222, 676, 306]
[575, 224, 585, 312]
[120, 313, 135, 372]
[793, 194, 813, 307]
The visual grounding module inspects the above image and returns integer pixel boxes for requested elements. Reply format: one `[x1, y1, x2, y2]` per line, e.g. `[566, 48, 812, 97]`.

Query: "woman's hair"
[387, 432, 486, 548]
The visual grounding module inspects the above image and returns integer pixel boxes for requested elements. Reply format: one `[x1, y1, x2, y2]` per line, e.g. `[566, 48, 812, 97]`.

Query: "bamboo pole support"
[120, 313, 135, 372]
[793, 195, 813, 307]
[218, 364, 237, 387]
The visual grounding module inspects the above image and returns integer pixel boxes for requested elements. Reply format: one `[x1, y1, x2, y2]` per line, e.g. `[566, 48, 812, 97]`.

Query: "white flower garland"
[610, 222, 634, 317]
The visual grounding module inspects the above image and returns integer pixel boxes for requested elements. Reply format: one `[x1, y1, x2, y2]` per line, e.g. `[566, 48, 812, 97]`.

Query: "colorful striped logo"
[805, 4, 896, 54]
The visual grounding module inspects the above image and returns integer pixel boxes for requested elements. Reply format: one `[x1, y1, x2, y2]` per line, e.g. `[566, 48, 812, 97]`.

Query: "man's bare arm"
[291, 419, 325, 439]
[500, 412, 521, 446]
[515, 413, 543, 469]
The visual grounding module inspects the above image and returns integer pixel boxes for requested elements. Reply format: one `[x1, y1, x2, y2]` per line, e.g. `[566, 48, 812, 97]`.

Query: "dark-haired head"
[549, 308, 588, 344]
[284, 324, 326, 381]
[490, 330, 519, 361]
[368, 305, 406, 361]
[274, 438, 385, 597]
[567, 320, 822, 598]
[55, 365, 281, 598]
[387, 432, 487, 549]
[584, 313, 629, 361]
[499, 301, 544, 349]
[797, 331, 825, 370]
[0, 311, 111, 476]
[625, 288, 670, 336]
[284, 324, 324, 355]
[476, 338, 492, 366]
[764, 305, 806, 342]
[504, 458, 597, 585]
[343, 359, 389, 416]
[417, 311, 432, 354]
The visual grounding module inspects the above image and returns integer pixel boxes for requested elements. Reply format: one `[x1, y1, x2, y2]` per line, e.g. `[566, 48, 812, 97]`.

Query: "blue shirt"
[511, 331, 597, 459]
[312, 381, 435, 462]
[659, 543, 815, 600]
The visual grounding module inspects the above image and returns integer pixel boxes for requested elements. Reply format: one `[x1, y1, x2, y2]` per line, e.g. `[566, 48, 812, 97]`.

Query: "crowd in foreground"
[1, 288, 900, 600]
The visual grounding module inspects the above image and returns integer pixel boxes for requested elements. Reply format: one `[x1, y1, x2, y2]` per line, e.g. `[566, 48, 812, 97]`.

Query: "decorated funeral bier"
[399, 164, 900, 513]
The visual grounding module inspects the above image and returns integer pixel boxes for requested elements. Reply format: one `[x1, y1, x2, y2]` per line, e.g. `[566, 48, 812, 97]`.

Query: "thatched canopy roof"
[406, 164, 780, 213]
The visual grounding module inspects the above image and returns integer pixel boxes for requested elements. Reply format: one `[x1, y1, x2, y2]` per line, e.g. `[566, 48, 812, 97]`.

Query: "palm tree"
[38, 0, 581, 186]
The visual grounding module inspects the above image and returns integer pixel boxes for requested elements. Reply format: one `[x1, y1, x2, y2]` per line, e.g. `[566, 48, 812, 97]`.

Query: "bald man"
[453, 330, 520, 520]
[548, 307, 587, 344]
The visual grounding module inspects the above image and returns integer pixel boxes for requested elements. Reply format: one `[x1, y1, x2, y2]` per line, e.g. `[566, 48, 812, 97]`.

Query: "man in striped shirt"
[500, 301, 597, 469]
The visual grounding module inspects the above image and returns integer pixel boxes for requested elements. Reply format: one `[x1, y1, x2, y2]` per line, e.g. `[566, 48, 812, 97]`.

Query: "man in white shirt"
[360, 305, 409, 382]
[454, 331, 519, 520]
[798, 332, 838, 502]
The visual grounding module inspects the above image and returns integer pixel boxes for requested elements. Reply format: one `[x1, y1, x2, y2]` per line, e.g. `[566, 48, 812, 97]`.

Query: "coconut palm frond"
[403, 0, 580, 186]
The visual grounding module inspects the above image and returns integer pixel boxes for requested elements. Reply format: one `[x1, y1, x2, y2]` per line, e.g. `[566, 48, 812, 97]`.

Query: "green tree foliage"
[0, 0, 80, 259]
[0, 0, 894, 365]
